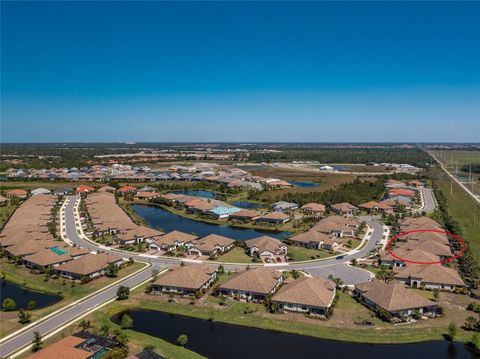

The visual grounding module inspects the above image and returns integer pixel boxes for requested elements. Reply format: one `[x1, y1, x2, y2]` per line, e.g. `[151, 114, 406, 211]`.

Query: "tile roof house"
[228, 209, 261, 222]
[311, 215, 359, 238]
[55, 253, 122, 280]
[389, 188, 416, 198]
[354, 279, 438, 318]
[134, 191, 159, 200]
[151, 265, 217, 296]
[205, 206, 241, 219]
[393, 264, 465, 291]
[331, 202, 358, 217]
[254, 212, 290, 225]
[245, 236, 288, 260]
[358, 201, 393, 214]
[149, 230, 198, 251]
[6, 189, 28, 198]
[272, 277, 336, 316]
[98, 185, 116, 193]
[76, 185, 95, 194]
[23, 247, 74, 271]
[219, 267, 283, 301]
[31, 188, 51, 196]
[301, 203, 326, 217]
[26, 335, 92, 359]
[188, 234, 235, 257]
[271, 201, 298, 212]
[117, 185, 137, 194]
[380, 248, 441, 267]
[289, 230, 334, 250]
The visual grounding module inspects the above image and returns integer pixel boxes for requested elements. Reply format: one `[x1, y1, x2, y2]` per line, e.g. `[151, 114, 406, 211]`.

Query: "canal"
[132, 205, 291, 240]
[113, 309, 478, 359]
[0, 279, 62, 310]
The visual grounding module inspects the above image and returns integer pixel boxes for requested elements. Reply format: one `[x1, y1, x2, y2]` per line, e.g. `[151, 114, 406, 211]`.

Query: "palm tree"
[78, 319, 91, 332]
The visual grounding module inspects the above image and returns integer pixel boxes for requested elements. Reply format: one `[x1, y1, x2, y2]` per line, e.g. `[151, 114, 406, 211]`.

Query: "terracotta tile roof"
[135, 191, 157, 198]
[257, 212, 289, 220]
[273, 277, 336, 308]
[229, 209, 260, 219]
[290, 230, 332, 245]
[76, 185, 95, 193]
[191, 234, 235, 253]
[381, 248, 441, 264]
[301, 203, 326, 212]
[400, 239, 452, 257]
[355, 279, 437, 312]
[118, 185, 137, 193]
[6, 189, 28, 197]
[394, 264, 465, 286]
[400, 217, 442, 229]
[153, 265, 216, 290]
[98, 185, 116, 192]
[153, 230, 198, 246]
[245, 236, 285, 253]
[311, 215, 359, 234]
[331, 203, 358, 212]
[220, 267, 283, 295]
[26, 336, 90, 359]
[56, 253, 121, 276]
[0, 195, 8, 203]
[389, 188, 416, 197]
[23, 248, 72, 266]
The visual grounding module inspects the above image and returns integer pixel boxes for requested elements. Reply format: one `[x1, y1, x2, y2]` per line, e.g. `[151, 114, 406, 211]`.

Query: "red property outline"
[386, 229, 465, 265]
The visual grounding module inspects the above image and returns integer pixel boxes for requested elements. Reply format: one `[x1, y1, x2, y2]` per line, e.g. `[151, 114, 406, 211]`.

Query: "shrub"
[2, 298, 16, 311]
[447, 322, 457, 341]
[116, 286, 130, 300]
[120, 314, 133, 329]
[177, 334, 188, 346]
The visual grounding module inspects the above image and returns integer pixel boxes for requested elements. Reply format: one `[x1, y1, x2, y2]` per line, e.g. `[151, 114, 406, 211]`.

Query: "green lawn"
[287, 245, 333, 261]
[433, 169, 480, 256]
[0, 259, 148, 337]
[0, 202, 19, 228]
[213, 247, 254, 263]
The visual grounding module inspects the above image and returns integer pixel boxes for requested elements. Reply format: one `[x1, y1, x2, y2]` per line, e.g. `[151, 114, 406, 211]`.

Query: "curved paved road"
[1, 189, 434, 357]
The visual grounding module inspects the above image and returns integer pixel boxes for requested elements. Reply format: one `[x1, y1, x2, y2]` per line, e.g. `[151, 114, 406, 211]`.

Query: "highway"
[0, 189, 435, 357]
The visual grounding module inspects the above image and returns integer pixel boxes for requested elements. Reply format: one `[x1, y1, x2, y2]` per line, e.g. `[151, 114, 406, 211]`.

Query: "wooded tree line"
[461, 164, 480, 173]
[248, 148, 432, 167]
[259, 178, 386, 206]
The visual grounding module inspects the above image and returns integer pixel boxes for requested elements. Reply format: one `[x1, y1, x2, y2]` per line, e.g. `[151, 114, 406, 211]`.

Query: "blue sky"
[2, 1, 479, 143]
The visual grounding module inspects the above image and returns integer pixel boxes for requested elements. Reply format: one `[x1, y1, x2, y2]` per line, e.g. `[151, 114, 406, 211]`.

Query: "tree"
[18, 309, 31, 324]
[78, 319, 91, 332]
[99, 324, 111, 337]
[433, 289, 440, 302]
[464, 316, 479, 331]
[31, 331, 42, 352]
[116, 286, 130, 300]
[177, 334, 188, 347]
[217, 265, 225, 274]
[377, 308, 392, 322]
[447, 322, 457, 341]
[291, 269, 300, 279]
[2, 298, 16, 311]
[120, 314, 133, 329]
[105, 263, 119, 277]
[143, 343, 156, 351]
[376, 266, 394, 283]
[27, 300, 37, 311]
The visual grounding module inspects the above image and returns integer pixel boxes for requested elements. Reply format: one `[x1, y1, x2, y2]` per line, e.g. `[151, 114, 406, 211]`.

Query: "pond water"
[0, 279, 62, 310]
[173, 189, 217, 199]
[289, 181, 320, 188]
[112, 309, 479, 359]
[231, 201, 264, 209]
[132, 205, 290, 240]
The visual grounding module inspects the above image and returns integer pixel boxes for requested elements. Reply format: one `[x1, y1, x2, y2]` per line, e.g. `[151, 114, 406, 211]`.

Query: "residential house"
[53, 186, 74, 196]
[354, 279, 438, 318]
[245, 236, 288, 261]
[98, 185, 116, 193]
[380, 248, 441, 267]
[271, 201, 298, 212]
[149, 230, 198, 251]
[188, 234, 235, 257]
[228, 209, 260, 223]
[22, 246, 89, 272]
[301, 203, 325, 217]
[393, 264, 465, 291]
[407, 180, 424, 188]
[219, 267, 283, 301]
[55, 253, 122, 280]
[134, 191, 158, 200]
[254, 212, 290, 225]
[26, 335, 96, 359]
[331, 203, 358, 217]
[388, 188, 416, 198]
[117, 185, 137, 194]
[311, 216, 359, 238]
[31, 188, 51, 196]
[272, 277, 336, 316]
[151, 265, 217, 296]
[358, 201, 393, 214]
[204, 206, 241, 219]
[6, 189, 28, 199]
[76, 185, 95, 194]
[289, 230, 333, 250]
[0, 195, 8, 206]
